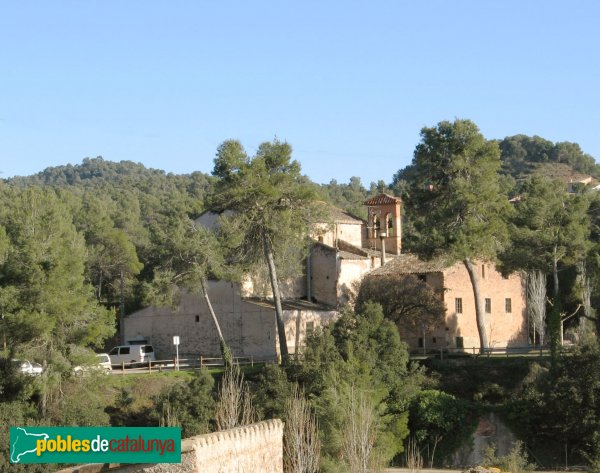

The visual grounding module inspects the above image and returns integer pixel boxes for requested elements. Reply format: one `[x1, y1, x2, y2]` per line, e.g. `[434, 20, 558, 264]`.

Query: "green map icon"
[10, 427, 49, 463]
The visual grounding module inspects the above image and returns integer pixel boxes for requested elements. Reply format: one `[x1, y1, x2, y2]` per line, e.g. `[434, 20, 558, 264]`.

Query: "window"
[195, 315, 200, 323]
[482, 264, 486, 279]
[418, 337, 424, 348]
[432, 337, 437, 344]
[373, 216, 380, 238]
[120, 347, 130, 355]
[418, 274, 427, 282]
[505, 298, 512, 313]
[386, 213, 394, 236]
[456, 336, 464, 349]
[485, 298, 491, 314]
[455, 298, 463, 314]
[142, 345, 154, 353]
[306, 322, 315, 334]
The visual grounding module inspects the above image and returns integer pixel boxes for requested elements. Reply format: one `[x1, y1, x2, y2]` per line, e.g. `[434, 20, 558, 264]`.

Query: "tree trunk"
[464, 259, 488, 352]
[200, 279, 233, 365]
[552, 251, 559, 297]
[119, 270, 125, 344]
[263, 234, 289, 362]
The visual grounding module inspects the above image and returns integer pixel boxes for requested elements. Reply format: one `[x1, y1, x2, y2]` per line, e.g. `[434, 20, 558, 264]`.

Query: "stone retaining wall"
[55, 419, 284, 473]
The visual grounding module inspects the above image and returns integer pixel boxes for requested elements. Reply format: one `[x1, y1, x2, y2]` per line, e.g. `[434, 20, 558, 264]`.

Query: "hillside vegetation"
[1, 128, 600, 471]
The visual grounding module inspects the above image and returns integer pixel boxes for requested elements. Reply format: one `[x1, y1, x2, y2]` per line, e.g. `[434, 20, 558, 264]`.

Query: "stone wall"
[123, 281, 277, 359]
[442, 262, 527, 349]
[310, 243, 339, 306]
[57, 420, 284, 473]
[400, 262, 527, 350]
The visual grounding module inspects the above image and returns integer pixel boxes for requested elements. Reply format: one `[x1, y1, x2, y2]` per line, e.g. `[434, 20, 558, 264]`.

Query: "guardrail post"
[121, 362, 125, 374]
[251, 355, 254, 367]
[200, 355, 203, 368]
[148, 359, 152, 373]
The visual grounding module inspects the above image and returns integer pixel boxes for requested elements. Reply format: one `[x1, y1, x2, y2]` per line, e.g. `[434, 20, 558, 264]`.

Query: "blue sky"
[1, 1, 599, 184]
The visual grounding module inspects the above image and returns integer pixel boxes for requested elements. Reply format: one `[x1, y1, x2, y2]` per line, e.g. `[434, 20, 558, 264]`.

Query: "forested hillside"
[497, 135, 600, 180]
[3, 157, 214, 316]
[2, 129, 600, 471]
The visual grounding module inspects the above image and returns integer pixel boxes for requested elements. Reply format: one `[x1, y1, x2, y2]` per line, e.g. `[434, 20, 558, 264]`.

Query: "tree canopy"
[402, 119, 511, 350]
[356, 273, 446, 336]
[208, 139, 325, 360]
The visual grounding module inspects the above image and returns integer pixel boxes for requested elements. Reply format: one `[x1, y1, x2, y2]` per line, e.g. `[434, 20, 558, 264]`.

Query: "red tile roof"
[363, 193, 402, 206]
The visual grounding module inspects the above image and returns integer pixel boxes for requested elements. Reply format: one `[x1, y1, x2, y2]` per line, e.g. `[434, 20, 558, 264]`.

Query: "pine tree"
[403, 119, 511, 351]
[208, 139, 324, 361]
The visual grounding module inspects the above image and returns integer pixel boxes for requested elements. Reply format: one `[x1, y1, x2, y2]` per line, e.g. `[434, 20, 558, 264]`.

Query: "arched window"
[386, 213, 394, 236]
[373, 216, 380, 238]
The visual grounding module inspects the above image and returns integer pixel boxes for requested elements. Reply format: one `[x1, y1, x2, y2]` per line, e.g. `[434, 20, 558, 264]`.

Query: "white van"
[108, 345, 156, 366]
[73, 353, 112, 375]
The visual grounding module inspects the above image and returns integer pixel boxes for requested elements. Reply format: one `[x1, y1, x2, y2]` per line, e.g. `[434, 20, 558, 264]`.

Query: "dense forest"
[2, 123, 600, 472]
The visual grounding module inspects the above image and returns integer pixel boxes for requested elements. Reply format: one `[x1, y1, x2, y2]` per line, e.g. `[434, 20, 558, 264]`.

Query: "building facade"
[123, 193, 527, 357]
[368, 254, 527, 351]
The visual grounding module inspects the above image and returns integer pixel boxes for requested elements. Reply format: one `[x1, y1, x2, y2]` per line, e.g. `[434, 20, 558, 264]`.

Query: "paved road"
[385, 469, 462, 473]
[385, 469, 567, 473]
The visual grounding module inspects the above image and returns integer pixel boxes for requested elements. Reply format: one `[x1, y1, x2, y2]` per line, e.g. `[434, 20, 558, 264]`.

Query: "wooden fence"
[112, 355, 276, 373]
[410, 345, 551, 360]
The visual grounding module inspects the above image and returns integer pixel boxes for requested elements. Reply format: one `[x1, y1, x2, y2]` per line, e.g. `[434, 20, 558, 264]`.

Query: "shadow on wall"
[446, 312, 463, 349]
[339, 282, 357, 307]
[505, 306, 529, 348]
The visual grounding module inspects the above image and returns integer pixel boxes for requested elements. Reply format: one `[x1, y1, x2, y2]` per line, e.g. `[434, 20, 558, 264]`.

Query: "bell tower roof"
[363, 193, 402, 206]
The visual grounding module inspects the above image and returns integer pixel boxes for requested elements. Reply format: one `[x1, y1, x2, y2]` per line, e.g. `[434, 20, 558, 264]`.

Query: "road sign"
[173, 336, 180, 371]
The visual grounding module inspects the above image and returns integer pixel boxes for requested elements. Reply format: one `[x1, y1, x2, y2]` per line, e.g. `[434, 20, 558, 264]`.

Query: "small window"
[455, 298, 463, 314]
[418, 337, 424, 348]
[306, 322, 315, 334]
[373, 216, 380, 237]
[142, 345, 154, 353]
[505, 298, 512, 313]
[456, 336, 464, 349]
[318, 236, 324, 243]
[418, 274, 427, 282]
[432, 337, 437, 344]
[482, 264, 486, 279]
[485, 298, 491, 314]
[109, 347, 118, 355]
[386, 213, 394, 237]
[120, 346, 130, 355]
[195, 315, 200, 323]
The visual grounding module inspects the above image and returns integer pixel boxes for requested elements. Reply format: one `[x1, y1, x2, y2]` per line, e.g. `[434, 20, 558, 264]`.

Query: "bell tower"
[363, 193, 402, 255]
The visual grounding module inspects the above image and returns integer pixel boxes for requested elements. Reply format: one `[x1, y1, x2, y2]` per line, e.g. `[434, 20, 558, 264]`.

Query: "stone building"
[367, 254, 527, 351]
[123, 193, 527, 358]
[122, 206, 368, 360]
[124, 281, 337, 360]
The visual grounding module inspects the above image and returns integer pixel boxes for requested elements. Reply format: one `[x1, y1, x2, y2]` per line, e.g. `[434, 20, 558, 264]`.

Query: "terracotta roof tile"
[369, 254, 450, 276]
[363, 193, 402, 206]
